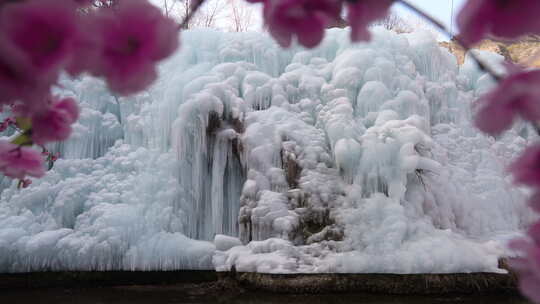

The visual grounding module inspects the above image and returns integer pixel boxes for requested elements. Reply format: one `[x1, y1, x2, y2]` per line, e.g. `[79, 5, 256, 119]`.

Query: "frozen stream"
[0, 27, 534, 273]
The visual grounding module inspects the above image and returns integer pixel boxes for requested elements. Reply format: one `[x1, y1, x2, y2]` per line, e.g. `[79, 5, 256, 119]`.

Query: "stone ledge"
[0, 270, 217, 289]
[232, 271, 518, 295]
[0, 270, 518, 295]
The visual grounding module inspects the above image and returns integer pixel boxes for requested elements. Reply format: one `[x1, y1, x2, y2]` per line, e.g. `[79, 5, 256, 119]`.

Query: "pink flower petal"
[458, 0, 540, 46]
[263, 0, 342, 48]
[347, 0, 393, 42]
[474, 69, 540, 135]
[0, 141, 45, 179]
[520, 273, 540, 303]
[0, 35, 51, 110]
[474, 93, 514, 135]
[31, 97, 79, 145]
[296, 15, 326, 48]
[529, 222, 540, 245]
[92, 0, 179, 95]
[529, 192, 540, 213]
[0, 0, 80, 74]
[509, 144, 540, 188]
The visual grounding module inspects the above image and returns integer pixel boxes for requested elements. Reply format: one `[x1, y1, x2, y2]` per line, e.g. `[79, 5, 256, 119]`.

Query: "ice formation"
[0, 28, 535, 273]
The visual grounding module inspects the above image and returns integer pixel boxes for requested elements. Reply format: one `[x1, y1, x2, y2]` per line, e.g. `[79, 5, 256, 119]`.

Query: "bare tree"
[174, 0, 226, 29]
[373, 13, 412, 34]
[199, 0, 227, 28]
[228, 0, 254, 32]
[162, 0, 178, 17]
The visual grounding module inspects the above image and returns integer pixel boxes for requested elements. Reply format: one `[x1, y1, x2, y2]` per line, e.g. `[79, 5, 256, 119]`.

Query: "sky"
[151, 0, 469, 38]
[248, 0, 469, 38]
[393, 0, 467, 35]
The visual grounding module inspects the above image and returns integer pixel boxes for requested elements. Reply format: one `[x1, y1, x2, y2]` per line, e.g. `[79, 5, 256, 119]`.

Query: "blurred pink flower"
[529, 192, 540, 213]
[263, 0, 342, 48]
[0, 117, 13, 132]
[509, 144, 540, 188]
[72, 0, 94, 6]
[0, 39, 51, 109]
[92, 0, 179, 95]
[0, 141, 45, 179]
[457, 0, 540, 46]
[21, 178, 32, 188]
[510, 222, 540, 303]
[475, 69, 540, 135]
[65, 13, 103, 76]
[346, 0, 393, 42]
[0, 0, 81, 77]
[31, 97, 79, 145]
[51, 152, 60, 162]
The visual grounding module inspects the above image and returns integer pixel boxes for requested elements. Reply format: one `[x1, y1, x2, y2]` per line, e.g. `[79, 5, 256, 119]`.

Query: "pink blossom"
[0, 141, 45, 179]
[65, 14, 103, 77]
[529, 192, 540, 213]
[457, 0, 540, 46]
[21, 178, 32, 188]
[0, 121, 8, 132]
[72, 0, 94, 6]
[0, 39, 50, 109]
[31, 97, 79, 145]
[0, 0, 81, 77]
[0, 117, 12, 132]
[263, 0, 342, 48]
[0, 0, 84, 111]
[346, 0, 393, 42]
[509, 144, 540, 188]
[91, 0, 179, 95]
[475, 69, 540, 135]
[50, 152, 59, 162]
[510, 222, 540, 303]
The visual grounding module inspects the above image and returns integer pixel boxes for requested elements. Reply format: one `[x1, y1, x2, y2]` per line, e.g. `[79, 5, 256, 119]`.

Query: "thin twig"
[398, 0, 502, 82]
[179, 0, 206, 30]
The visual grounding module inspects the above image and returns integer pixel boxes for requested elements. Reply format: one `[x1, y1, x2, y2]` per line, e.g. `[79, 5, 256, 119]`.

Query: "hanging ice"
[0, 28, 535, 273]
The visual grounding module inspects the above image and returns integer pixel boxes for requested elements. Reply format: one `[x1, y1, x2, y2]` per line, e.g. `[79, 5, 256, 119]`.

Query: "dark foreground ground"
[0, 284, 530, 304]
[0, 269, 528, 304]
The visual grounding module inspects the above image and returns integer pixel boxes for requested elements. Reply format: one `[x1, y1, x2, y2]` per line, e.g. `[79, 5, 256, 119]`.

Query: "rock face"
[441, 35, 540, 67]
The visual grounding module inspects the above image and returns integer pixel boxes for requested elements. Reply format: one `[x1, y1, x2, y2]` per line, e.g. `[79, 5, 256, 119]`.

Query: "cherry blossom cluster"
[13, 149, 58, 189]
[453, 1, 540, 301]
[0, 0, 179, 183]
[458, 1, 540, 302]
[247, 0, 393, 48]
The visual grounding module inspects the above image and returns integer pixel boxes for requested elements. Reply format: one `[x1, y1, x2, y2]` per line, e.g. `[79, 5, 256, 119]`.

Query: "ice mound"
[0, 28, 535, 273]
[0, 143, 214, 271]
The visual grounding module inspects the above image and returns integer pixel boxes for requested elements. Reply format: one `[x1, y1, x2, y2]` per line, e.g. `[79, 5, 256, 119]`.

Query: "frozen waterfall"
[0, 28, 535, 273]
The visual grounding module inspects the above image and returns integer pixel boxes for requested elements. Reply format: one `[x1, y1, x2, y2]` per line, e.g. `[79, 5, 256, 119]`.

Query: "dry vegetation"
[441, 35, 540, 67]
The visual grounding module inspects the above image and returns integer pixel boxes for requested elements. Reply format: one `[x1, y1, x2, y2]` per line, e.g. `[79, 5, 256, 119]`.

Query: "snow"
[0, 27, 535, 273]
[214, 234, 242, 251]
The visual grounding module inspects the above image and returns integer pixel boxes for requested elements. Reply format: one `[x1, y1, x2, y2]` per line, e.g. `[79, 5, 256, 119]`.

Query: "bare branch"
[228, 0, 254, 32]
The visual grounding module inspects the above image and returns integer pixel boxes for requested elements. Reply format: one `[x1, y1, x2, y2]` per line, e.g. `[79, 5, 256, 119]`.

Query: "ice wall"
[0, 28, 534, 273]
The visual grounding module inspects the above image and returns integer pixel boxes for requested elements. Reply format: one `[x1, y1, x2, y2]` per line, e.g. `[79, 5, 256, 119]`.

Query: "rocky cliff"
[441, 35, 540, 67]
